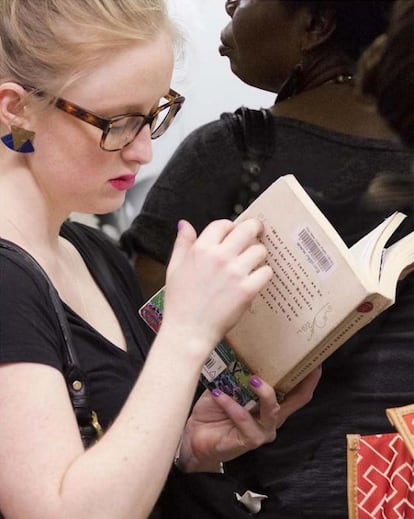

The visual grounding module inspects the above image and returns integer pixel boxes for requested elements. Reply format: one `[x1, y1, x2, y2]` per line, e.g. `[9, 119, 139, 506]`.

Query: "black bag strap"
[221, 106, 275, 219]
[0, 238, 101, 448]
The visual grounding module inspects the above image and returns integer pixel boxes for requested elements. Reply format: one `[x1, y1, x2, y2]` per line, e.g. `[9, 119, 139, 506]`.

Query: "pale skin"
[0, 31, 320, 519]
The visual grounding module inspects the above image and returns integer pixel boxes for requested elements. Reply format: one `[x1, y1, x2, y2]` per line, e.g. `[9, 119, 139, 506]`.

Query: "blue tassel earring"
[1, 125, 35, 153]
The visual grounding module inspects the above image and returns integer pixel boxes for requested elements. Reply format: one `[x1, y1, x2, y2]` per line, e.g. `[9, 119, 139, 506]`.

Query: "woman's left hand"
[177, 367, 321, 473]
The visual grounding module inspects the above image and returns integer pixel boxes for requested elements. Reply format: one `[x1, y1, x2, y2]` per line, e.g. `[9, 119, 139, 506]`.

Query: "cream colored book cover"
[226, 175, 413, 393]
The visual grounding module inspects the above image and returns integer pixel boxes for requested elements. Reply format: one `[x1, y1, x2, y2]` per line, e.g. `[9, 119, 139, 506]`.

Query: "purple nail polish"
[211, 388, 222, 397]
[249, 376, 262, 388]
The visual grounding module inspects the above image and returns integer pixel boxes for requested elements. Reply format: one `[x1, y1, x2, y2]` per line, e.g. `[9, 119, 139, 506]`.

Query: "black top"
[0, 222, 149, 430]
[0, 221, 263, 519]
[123, 113, 414, 517]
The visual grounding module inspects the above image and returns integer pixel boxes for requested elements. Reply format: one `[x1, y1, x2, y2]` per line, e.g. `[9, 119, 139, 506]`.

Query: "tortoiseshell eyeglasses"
[25, 87, 185, 152]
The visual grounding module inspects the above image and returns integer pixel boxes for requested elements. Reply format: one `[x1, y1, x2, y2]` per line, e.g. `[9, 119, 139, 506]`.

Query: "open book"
[139, 175, 414, 407]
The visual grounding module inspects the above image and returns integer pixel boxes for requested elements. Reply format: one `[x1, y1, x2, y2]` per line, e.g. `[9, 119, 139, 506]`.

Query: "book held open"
[139, 175, 414, 405]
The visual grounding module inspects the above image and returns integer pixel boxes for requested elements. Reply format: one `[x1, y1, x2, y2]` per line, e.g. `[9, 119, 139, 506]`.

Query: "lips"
[109, 174, 136, 191]
[219, 43, 232, 57]
[219, 28, 233, 57]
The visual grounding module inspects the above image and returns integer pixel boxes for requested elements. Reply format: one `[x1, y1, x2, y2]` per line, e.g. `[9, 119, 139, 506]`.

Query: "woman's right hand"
[161, 218, 273, 349]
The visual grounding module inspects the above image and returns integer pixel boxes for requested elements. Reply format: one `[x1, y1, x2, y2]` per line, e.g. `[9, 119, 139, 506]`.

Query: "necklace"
[325, 74, 354, 85]
[277, 70, 354, 103]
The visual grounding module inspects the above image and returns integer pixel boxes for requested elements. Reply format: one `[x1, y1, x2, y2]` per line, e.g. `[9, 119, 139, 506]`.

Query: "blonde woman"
[0, 2, 319, 518]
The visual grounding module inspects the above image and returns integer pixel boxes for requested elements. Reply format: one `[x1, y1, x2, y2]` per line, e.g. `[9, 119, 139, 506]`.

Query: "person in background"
[0, 2, 321, 518]
[360, 0, 413, 152]
[356, 0, 414, 214]
[122, 1, 414, 517]
[123, 0, 411, 298]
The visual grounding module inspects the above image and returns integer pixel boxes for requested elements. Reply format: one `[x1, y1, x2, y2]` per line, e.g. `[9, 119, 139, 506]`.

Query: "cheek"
[231, 24, 270, 86]
[36, 115, 102, 166]
[43, 114, 99, 153]
[232, 11, 260, 55]
[32, 119, 108, 190]
[232, 13, 298, 90]
[231, 7, 276, 71]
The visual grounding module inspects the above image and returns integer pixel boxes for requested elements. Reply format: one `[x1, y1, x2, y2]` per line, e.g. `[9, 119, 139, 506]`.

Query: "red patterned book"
[347, 404, 414, 518]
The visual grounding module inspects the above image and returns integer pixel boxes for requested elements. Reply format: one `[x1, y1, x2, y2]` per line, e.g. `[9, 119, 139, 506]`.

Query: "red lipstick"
[109, 174, 135, 191]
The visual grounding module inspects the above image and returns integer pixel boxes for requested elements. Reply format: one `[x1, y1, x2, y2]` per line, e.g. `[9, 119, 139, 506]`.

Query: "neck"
[0, 157, 68, 248]
[0, 212, 63, 257]
[277, 49, 354, 102]
[301, 50, 354, 92]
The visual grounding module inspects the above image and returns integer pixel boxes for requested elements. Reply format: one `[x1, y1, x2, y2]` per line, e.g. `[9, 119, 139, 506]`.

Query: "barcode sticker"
[297, 227, 334, 275]
[202, 350, 227, 382]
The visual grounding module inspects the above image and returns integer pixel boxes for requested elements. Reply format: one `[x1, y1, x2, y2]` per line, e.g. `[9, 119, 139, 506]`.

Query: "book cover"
[139, 289, 258, 408]
[225, 175, 413, 393]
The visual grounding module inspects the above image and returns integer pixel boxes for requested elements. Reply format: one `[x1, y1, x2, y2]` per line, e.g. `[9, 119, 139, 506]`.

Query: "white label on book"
[297, 226, 335, 276]
[202, 351, 227, 382]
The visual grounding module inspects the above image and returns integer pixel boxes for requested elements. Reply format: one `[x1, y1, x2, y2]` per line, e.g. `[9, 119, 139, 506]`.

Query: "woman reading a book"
[122, 1, 414, 517]
[0, 2, 321, 518]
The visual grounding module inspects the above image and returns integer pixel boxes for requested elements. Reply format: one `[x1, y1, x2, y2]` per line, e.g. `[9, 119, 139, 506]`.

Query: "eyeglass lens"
[103, 102, 180, 151]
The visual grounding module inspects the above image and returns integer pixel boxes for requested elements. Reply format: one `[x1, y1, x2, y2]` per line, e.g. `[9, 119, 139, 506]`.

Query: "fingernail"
[249, 376, 262, 388]
[211, 388, 222, 397]
[177, 220, 184, 231]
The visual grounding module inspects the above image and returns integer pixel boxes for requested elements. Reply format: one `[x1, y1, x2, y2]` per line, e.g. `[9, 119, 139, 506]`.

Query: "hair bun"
[356, 33, 388, 100]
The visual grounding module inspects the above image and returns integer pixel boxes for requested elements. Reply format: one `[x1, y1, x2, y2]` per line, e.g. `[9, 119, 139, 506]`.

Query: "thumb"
[167, 219, 197, 274]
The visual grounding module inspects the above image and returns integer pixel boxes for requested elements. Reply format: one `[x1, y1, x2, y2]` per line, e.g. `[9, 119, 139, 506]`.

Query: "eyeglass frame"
[23, 86, 185, 151]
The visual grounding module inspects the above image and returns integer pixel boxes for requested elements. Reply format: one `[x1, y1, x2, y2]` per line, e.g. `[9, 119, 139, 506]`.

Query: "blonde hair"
[0, 0, 179, 94]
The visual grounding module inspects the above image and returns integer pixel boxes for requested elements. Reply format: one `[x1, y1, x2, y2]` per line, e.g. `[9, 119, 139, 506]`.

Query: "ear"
[301, 7, 337, 53]
[0, 82, 30, 130]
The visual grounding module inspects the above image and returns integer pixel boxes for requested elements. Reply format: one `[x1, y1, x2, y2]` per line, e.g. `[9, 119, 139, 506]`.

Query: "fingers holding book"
[177, 377, 280, 473]
[163, 218, 272, 347]
[178, 369, 320, 475]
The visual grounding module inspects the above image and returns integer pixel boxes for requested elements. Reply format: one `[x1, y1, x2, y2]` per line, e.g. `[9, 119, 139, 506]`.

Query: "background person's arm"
[135, 253, 167, 300]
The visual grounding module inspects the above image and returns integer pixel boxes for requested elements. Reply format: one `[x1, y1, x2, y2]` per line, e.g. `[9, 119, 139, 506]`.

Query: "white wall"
[122, 0, 274, 224]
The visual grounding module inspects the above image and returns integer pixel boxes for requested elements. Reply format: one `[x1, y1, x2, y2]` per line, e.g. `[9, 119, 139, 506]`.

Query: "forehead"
[64, 32, 174, 108]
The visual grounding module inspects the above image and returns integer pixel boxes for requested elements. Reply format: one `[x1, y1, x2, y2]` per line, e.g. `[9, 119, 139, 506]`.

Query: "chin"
[229, 65, 259, 89]
[77, 194, 126, 218]
[96, 201, 125, 216]
[235, 71, 279, 94]
[234, 71, 259, 89]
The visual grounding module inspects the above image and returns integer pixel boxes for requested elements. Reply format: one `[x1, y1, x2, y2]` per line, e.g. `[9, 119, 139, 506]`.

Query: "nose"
[225, 0, 239, 17]
[121, 124, 153, 165]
